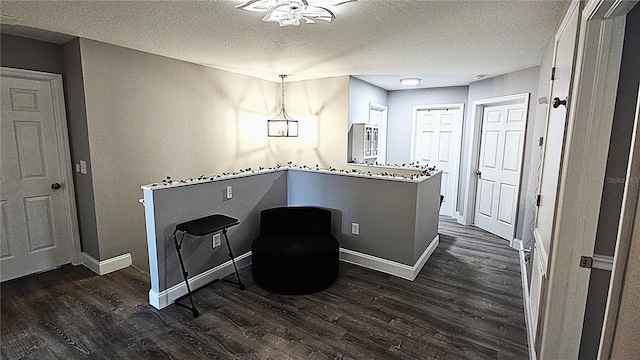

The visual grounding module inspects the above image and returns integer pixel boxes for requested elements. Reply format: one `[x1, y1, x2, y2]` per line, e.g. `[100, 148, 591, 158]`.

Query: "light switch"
[226, 186, 232, 200]
[80, 160, 87, 174]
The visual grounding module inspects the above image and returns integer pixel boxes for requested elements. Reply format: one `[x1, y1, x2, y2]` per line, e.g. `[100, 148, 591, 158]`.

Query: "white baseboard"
[82, 252, 132, 275]
[518, 246, 536, 360]
[150, 251, 252, 310]
[512, 238, 523, 251]
[150, 236, 440, 310]
[339, 235, 439, 281]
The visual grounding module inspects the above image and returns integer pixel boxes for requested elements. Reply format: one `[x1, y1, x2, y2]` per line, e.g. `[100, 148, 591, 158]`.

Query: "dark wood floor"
[1, 217, 527, 359]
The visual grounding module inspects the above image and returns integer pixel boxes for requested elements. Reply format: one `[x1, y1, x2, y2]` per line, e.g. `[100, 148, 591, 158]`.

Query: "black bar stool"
[172, 214, 245, 317]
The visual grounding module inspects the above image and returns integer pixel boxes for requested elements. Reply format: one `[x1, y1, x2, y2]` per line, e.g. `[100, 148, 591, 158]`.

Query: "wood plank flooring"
[1, 217, 528, 359]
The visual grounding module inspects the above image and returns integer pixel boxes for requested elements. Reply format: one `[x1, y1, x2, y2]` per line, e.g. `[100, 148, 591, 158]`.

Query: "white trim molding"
[516, 244, 537, 360]
[592, 254, 614, 272]
[512, 238, 524, 251]
[82, 252, 132, 275]
[533, 228, 549, 274]
[339, 235, 439, 281]
[150, 251, 253, 310]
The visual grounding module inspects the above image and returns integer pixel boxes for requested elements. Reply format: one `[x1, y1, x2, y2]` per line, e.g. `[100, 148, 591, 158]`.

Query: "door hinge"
[551, 67, 556, 81]
[580, 256, 593, 268]
[538, 137, 544, 147]
[536, 195, 541, 206]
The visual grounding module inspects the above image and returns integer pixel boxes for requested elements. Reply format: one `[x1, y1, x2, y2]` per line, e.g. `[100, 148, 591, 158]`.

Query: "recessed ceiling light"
[475, 74, 486, 80]
[400, 78, 422, 86]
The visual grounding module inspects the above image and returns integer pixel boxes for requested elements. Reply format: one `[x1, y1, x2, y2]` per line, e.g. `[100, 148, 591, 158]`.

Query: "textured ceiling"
[0, 1, 569, 90]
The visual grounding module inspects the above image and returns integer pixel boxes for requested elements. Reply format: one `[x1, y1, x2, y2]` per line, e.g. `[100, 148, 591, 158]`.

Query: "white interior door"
[1, 72, 74, 281]
[533, 0, 580, 264]
[412, 105, 463, 217]
[474, 103, 526, 240]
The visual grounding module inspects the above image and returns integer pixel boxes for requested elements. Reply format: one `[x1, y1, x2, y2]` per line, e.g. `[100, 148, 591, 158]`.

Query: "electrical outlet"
[351, 222, 359, 236]
[213, 233, 221, 248]
[79, 160, 87, 174]
[226, 186, 233, 200]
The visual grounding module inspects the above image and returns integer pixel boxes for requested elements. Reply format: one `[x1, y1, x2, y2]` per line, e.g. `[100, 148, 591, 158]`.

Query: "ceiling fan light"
[237, 0, 356, 26]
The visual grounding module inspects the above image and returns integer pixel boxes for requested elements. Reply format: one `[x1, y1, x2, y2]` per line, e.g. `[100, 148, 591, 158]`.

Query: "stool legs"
[223, 229, 246, 290]
[173, 231, 200, 318]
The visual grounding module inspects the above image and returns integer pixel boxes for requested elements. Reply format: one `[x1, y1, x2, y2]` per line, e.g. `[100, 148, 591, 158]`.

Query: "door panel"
[413, 106, 463, 217]
[474, 103, 526, 240]
[478, 180, 495, 217]
[483, 131, 500, 168]
[1, 75, 72, 281]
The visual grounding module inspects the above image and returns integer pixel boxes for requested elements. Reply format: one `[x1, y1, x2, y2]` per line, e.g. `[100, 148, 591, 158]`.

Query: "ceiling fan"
[236, 0, 357, 27]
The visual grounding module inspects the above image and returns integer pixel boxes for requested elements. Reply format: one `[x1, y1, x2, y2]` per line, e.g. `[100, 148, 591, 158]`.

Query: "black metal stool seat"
[173, 214, 245, 318]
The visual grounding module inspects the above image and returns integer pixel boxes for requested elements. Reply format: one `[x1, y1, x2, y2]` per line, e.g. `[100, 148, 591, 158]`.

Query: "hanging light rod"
[268, 75, 298, 137]
[236, 0, 357, 27]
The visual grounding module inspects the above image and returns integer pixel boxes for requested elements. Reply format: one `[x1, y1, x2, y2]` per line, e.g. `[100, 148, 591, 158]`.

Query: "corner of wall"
[62, 38, 101, 260]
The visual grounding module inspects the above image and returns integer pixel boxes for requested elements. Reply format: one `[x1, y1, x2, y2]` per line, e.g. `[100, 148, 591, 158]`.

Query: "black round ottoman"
[251, 207, 339, 294]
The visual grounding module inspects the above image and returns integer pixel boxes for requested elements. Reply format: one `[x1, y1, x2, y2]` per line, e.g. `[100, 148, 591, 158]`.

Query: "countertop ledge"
[141, 167, 441, 191]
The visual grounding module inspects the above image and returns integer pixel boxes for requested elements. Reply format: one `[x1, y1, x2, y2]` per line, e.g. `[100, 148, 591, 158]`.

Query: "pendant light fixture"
[268, 74, 298, 137]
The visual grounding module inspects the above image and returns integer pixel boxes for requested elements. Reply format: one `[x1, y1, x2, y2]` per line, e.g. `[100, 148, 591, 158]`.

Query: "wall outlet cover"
[226, 186, 232, 200]
[351, 222, 360, 235]
[213, 233, 221, 248]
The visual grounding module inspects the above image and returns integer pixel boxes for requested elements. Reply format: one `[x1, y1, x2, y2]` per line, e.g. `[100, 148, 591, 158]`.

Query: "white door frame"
[460, 93, 530, 233]
[409, 102, 464, 217]
[597, 84, 640, 359]
[369, 102, 388, 165]
[537, 0, 636, 358]
[1, 67, 82, 267]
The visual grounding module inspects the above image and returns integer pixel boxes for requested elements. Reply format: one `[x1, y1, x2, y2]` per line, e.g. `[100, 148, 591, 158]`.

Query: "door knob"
[475, 170, 482, 177]
[51, 183, 62, 190]
[553, 97, 567, 108]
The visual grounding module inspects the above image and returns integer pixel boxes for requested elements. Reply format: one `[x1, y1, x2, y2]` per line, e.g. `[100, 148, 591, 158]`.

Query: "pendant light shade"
[268, 74, 298, 137]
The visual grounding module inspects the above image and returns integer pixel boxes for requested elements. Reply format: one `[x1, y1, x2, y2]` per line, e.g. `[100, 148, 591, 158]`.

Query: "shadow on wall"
[158, 174, 288, 289]
[226, 78, 349, 170]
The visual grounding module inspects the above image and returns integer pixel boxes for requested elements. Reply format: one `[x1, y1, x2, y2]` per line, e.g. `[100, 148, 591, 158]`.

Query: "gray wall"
[464, 67, 540, 239]
[348, 76, 389, 127]
[287, 169, 440, 265]
[147, 171, 288, 291]
[581, 4, 640, 359]
[146, 169, 440, 292]
[387, 86, 469, 165]
[77, 38, 350, 270]
[414, 172, 443, 263]
[1, 34, 64, 74]
[61, 39, 100, 260]
[1, 34, 100, 260]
